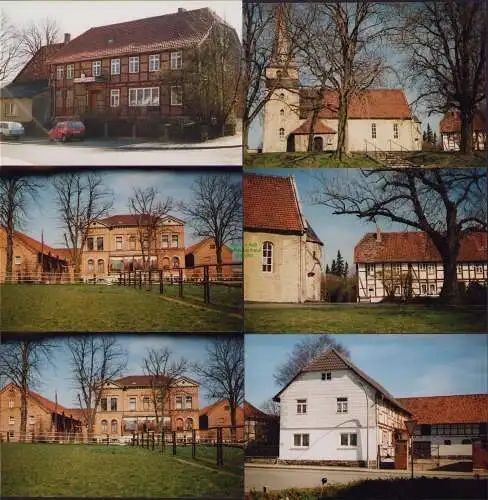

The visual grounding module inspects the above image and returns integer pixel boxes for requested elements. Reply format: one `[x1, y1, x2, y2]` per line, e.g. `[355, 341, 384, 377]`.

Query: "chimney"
[64, 33, 71, 44]
[376, 225, 382, 243]
[178, 8, 186, 13]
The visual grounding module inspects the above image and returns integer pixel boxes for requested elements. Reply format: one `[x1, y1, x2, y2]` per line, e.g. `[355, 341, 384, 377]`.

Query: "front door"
[313, 136, 323, 152]
[88, 91, 99, 110]
[286, 134, 295, 152]
[395, 440, 408, 469]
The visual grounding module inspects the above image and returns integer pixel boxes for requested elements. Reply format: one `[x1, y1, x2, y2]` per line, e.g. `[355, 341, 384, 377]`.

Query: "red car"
[48, 120, 86, 142]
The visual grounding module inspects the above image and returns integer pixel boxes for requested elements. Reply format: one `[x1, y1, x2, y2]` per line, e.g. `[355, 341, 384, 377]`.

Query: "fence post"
[216, 427, 223, 467]
[139, 271, 142, 289]
[136, 432, 139, 446]
[179, 268, 183, 298]
[192, 429, 196, 459]
[152, 431, 155, 451]
[106, 433, 109, 446]
[172, 431, 177, 456]
[204, 265, 210, 304]
[161, 431, 164, 453]
[132, 432, 135, 446]
[159, 270, 163, 294]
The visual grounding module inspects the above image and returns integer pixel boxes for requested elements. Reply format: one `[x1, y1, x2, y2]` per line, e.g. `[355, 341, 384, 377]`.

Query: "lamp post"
[405, 418, 417, 479]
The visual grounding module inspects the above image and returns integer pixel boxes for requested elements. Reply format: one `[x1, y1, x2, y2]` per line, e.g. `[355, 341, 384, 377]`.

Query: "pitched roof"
[291, 118, 336, 135]
[244, 400, 272, 420]
[354, 231, 487, 263]
[244, 174, 305, 233]
[305, 223, 323, 246]
[274, 348, 411, 415]
[49, 8, 223, 64]
[115, 375, 198, 387]
[14, 43, 65, 83]
[440, 110, 485, 133]
[185, 238, 231, 256]
[0, 80, 49, 99]
[300, 88, 413, 120]
[97, 214, 183, 227]
[397, 395, 488, 425]
[199, 398, 244, 416]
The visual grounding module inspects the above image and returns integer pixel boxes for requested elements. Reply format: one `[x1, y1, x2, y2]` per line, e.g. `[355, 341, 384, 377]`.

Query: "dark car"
[48, 120, 86, 142]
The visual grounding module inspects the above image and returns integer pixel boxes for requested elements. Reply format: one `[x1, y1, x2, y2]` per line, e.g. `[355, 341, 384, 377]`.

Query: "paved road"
[245, 465, 484, 491]
[0, 141, 242, 168]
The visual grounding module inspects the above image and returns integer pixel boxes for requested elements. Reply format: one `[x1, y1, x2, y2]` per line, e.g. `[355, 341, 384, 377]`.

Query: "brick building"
[199, 399, 245, 442]
[244, 400, 279, 444]
[185, 238, 234, 278]
[48, 8, 241, 139]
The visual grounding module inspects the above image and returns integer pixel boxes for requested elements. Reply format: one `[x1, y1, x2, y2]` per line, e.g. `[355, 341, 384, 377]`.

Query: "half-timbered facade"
[440, 110, 486, 152]
[355, 230, 488, 302]
[273, 348, 412, 466]
[48, 8, 240, 138]
[81, 214, 185, 280]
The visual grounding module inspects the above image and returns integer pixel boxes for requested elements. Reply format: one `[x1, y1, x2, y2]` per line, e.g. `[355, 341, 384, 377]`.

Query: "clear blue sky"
[19, 170, 241, 250]
[27, 335, 232, 409]
[247, 168, 408, 269]
[245, 334, 488, 410]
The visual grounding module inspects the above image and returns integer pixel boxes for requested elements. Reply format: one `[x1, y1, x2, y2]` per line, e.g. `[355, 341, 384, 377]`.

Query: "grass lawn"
[244, 305, 486, 333]
[244, 152, 379, 168]
[1, 443, 242, 498]
[405, 151, 485, 168]
[0, 284, 242, 332]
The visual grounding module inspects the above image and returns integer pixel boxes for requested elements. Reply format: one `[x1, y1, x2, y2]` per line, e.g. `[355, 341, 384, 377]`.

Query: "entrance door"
[313, 136, 323, 152]
[88, 91, 99, 110]
[395, 440, 408, 469]
[286, 134, 295, 152]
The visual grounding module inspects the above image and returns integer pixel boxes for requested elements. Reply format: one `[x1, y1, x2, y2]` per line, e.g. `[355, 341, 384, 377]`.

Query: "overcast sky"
[246, 334, 488, 410]
[19, 170, 241, 251]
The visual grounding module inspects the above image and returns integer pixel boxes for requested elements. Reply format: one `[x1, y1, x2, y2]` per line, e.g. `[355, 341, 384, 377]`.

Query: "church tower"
[262, 4, 301, 153]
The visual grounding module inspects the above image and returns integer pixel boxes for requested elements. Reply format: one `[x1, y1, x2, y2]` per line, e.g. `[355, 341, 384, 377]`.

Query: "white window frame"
[56, 66, 64, 80]
[170, 86, 183, 106]
[371, 123, 377, 139]
[115, 236, 123, 250]
[393, 123, 399, 139]
[111, 58, 120, 75]
[4, 103, 16, 116]
[170, 51, 182, 70]
[8, 400, 14, 408]
[322, 371, 332, 381]
[128, 397, 136, 411]
[66, 64, 74, 79]
[161, 234, 169, 248]
[337, 397, 348, 413]
[475, 264, 483, 273]
[9, 416, 15, 425]
[340, 432, 358, 447]
[92, 60, 101, 77]
[366, 264, 375, 276]
[427, 263, 435, 275]
[262, 241, 273, 272]
[129, 87, 160, 107]
[293, 433, 309, 448]
[14, 256, 21, 265]
[149, 54, 160, 72]
[129, 56, 140, 73]
[171, 234, 178, 248]
[296, 399, 307, 414]
[110, 89, 120, 108]
[175, 396, 183, 409]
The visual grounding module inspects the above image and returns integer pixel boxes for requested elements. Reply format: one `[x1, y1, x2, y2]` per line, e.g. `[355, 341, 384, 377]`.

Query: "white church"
[262, 8, 422, 154]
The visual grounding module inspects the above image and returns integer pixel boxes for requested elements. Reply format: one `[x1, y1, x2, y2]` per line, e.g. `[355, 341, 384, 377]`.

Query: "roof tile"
[440, 110, 485, 133]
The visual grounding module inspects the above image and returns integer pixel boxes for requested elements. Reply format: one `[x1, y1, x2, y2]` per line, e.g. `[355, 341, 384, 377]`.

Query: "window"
[172, 257, 180, 269]
[4, 103, 16, 116]
[279, 127, 285, 140]
[143, 238, 149, 249]
[280, 108, 285, 117]
[171, 234, 179, 248]
[97, 259, 104, 274]
[110, 397, 117, 411]
[101, 419, 108, 433]
[186, 418, 193, 430]
[421, 284, 427, 294]
[111, 58, 120, 75]
[393, 123, 399, 139]
[162, 257, 170, 270]
[129, 236, 136, 250]
[66, 65, 74, 80]
[161, 234, 169, 248]
[176, 396, 183, 409]
[296, 399, 307, 414]
[87, 237, 94, 250]
[8, 431, 14, 438]
[14, 255, 21, 265]
[392, 263, 402, 273]
[9, 416, 15, 425]
[129, 56, 140, 73]
[444, 439, 451, 445]
[29, 415, 36, 425]
[129, 87, 160, 106]
[337, 397, 348, 413]
[427, 264, 435, 275]
[322, 372, 332, 381]
[87, 259, 94, 273]
[176, 418, 184, 430]
[279, 93, 285, 99]
[143, 397, 150, 411]
[293, 433, 309, 447]
[111, 419, 118, 434]
[429, 283, 436, 294]
[92, 60, 101, 76]
[462, 439, 472, 444]
[110, 89, 120, 107]
[128, 397, 136, 411]
[149, 54, 160, 72]
[56, 66, 64, 80]
[8, 399, 14, 408]
[371, 123, 376, 139]
[262, 241, 273, 272]
[185, 396, 192, 409]
[171, 86, 183, 106]
[419, 263, 427, 271]
[171, 51, 182, 70]
[340, 433, 357, 446]
[115, 236, 123, 250]
[96, 237, 104, 251]
[101, 398, 107, 411]
[366, 264, 375, 276]
[475, 264, 483, 273]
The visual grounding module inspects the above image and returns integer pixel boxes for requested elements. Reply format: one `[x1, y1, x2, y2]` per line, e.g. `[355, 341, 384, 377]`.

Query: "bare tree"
[0, 340, 55, 441]
[261, 398, 280, 416]
[193, 336, 244, 440]
[128, 187, 173, 272]
[142, 348, 188, 429]
[19, 17, 60, 59]
[273, 335, 351, 387]
[180, 174, 242, 275]
[0, 13, 22, 83]
[0, 176, 40, 281]
[393, 1, 486, 154]
[313, 168, 487, 303]
[52, 173, 113, 281]
[66, 336, 127, 438]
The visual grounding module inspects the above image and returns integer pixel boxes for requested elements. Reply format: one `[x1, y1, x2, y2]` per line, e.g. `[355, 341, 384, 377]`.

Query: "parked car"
[48, 120, 86, 142]
[0, 121, 25, 140]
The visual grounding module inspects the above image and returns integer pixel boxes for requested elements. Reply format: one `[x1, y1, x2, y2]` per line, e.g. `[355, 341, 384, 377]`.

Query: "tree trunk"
[243, 118, 249, 152]
[216, 245, 223, 278]
[6, 227, 13, 282]
[459, 106, 474, 155]
[439, 252, 460, 304]
[230, 405, 237, 442]
[334, 92, 348, 160]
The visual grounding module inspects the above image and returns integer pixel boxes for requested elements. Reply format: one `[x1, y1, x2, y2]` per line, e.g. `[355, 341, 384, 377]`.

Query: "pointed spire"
[272, 4, 291, 65]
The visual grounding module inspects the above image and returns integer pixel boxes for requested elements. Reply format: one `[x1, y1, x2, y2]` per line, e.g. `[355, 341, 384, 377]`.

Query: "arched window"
[186, 418, 193, 430]
[262, 241, 273, 272]
[172, 257, 180, 269]
[87, 259, 94, 273]
[162, 257, 170, 270]
[111, 419, 118, 434]
[101, 419, 108, 433]
[279, 128, 285, 140]
[176, 418, 184, 431]
[279, 93, 285, 100]
[97, 259, 104, 273]
[280, 108, 285, 117]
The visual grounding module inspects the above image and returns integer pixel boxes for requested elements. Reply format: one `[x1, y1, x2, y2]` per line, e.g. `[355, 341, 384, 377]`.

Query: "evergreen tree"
[422, 130, 427, 142]
[344, 261, 349, 277]
[433, 131, 437, 145]
[331, 260, 336, 275]
[335, 250, 344, 277]
[326, 264, 330, 274]
[426, 123, 433, 143]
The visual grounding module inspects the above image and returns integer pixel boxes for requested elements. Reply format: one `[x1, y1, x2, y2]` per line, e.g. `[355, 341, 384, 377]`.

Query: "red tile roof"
[115, 375, 198, 387]
[300, 88, 413, 120]
[14, 43, 65, 83]
[49, 8, 223, 64]
[199, 399, 244, 416]
[397, 395, 488, 424]
[28, 389, 70, 414]
[97, 214, 183, 227]
[244, 401, 271, 420]
[354, 231, 487, 263]
[440, 110, 485, 133]
[244, 174, 305, 233]
[185, 238, 231, 256]
[291, 118, 336, 135]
